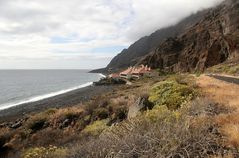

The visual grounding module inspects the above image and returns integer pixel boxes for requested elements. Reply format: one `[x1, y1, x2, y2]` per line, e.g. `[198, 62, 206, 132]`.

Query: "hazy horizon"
[0, 0, 223, 69]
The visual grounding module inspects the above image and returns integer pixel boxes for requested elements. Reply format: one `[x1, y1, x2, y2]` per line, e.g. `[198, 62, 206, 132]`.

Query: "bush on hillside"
[207, 63, 239, 75]
[93, 78, 126, 86]
[149, 80, 196, 110]
[22, 146, 67, 158]
[25, 115, 48, 132]
[81, 120, 108, 137]
[109, 105, 128, 124]
[92, 108, 109, 120]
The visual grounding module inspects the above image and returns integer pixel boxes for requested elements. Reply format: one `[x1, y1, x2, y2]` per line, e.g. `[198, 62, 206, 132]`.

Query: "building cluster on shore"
[109, 65, 151, 79]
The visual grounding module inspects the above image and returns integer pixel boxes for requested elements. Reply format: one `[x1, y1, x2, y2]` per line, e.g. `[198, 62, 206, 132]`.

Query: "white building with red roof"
[119, 67, 134, 79]
[131, 65, 151, 78]
[108, 65, 151, 79]
[118, 65, 151, 79]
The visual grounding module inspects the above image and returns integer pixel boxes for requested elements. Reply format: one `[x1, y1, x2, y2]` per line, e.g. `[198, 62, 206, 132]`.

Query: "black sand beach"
[0, 85, 113, 123]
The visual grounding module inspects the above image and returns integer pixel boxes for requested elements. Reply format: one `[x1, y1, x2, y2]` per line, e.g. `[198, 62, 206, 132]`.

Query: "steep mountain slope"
[91, 10, 207, 73]
[138, 0, 239, 72]
[92, 0, 239, 74]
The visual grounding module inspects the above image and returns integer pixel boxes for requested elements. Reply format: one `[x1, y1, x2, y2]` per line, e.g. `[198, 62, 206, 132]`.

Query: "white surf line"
[99, 73, 106, 78]
[0, 82, 93, 111]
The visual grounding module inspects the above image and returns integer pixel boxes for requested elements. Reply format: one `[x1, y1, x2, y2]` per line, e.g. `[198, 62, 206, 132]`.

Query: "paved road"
[207, 74, 239, 85]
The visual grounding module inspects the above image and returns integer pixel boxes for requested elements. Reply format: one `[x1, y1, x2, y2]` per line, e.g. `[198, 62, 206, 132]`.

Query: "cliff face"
[138, 0, 239, 72]
[92, 10, 207, 73]
[92, 0, 239, 74]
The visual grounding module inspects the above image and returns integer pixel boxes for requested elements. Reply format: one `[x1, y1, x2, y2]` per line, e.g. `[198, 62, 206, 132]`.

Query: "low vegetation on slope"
[67, 75, 238, 157]
[197, 75, 239, 154]
[1, 74, 239, 158]
[207, 63, 239, 76]
[68, 99, 231, 158]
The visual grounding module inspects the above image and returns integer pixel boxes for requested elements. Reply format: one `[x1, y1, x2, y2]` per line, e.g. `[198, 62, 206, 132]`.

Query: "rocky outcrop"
[138, 0, 239, 72]
[128, 96, 154, 118]
[93, 78, 126, 86]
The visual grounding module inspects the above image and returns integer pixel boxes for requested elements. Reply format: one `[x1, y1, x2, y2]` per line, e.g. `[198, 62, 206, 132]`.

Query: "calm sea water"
[0, 70, 103, 110]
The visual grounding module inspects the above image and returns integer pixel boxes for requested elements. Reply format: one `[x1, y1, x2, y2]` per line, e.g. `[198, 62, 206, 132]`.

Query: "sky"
[0, 0, 223, 69]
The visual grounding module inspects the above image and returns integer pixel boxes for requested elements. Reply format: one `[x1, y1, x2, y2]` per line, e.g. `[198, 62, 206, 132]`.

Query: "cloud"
[126, 0, 224, 40]
[0, 0, 223, 69]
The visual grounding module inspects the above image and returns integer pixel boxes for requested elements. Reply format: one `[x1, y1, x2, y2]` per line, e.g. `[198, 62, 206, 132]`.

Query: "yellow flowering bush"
[149, 80, 196, 110]
[82, 119, 108, 136]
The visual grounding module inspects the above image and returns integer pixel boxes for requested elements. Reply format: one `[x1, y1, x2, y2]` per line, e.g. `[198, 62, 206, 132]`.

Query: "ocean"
[0, 70, 103, 111]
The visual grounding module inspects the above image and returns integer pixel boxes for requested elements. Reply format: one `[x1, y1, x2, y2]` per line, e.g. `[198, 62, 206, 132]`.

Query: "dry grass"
[0, 127, 9, 138]
[221, 124, 239, 148]
[216, 113, 239, 125]
[0, 127, 15, 158]
[197, 75, 239, 150]
[215, 113, 239, 149]
[49, 107, 85, 128]
[22, 145, 67, 158]
[206, 62, 239, 76]
[110, 95, 136, 108]
[0, 127, 11, 148]
[197, 75, 239, 108]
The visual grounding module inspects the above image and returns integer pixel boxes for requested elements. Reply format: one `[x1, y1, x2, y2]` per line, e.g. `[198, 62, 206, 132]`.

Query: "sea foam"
[0, 82, 93, 111]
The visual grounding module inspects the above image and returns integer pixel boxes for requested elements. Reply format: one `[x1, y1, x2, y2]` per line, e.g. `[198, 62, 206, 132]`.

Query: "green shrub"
[194, 71, 201, 77]
[156, 68, 167, 76]
[207, 63, 239, 75]
[149, 80, 196, 110]
[64, 111, 79, 120]
[44, 108, 57, 115]
[82, 120, 108, 136]
[22, 146, 67, 158]
[228, 65, 239, 74]
[144, 105, 178, 123]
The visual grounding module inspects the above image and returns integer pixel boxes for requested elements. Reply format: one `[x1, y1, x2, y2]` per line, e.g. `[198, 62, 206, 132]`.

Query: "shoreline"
[0, 85, 114, 123]
[0, 82, 94, 111]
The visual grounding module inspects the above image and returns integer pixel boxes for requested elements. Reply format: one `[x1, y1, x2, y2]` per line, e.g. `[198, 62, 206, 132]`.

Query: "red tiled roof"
[120, 65, 151, 76]
[120, 67, 133, 75]
[132, 65, 151, 74]
[109, 73, 119, 78]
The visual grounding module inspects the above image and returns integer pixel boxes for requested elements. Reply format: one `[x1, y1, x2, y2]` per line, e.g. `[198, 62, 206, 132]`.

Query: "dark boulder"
[60, 119, 71, 128]
[93, 78, 126, 86]
[10, 121, 22, 129]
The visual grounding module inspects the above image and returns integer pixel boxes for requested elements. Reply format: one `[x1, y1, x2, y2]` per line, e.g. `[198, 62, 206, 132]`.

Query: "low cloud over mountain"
[0, 0, 223, 69]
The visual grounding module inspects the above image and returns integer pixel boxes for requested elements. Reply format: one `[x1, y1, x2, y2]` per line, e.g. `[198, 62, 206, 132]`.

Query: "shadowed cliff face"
[91, 0, 239, 74]
[138, 0, 239, 72]
[94, 10, 208, 73]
